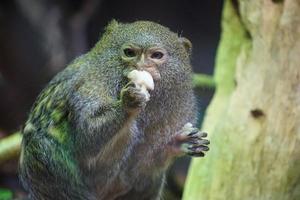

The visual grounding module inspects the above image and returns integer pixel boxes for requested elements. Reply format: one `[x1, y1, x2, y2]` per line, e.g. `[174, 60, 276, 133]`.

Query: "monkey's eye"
[124, 48, 136, 57]
[151, 52, 164, 59]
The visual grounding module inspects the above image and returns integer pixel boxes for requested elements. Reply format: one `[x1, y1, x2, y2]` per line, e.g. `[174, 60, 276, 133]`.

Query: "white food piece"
[127, 70, 154, 90]
[127, 70, 155, 101]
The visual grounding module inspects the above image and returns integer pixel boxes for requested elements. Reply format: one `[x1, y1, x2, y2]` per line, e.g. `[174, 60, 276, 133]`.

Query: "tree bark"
[183, 0, 300, 199]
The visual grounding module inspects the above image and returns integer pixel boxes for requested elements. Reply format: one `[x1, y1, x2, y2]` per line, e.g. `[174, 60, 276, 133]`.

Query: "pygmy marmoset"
[19, 20, 209, 200]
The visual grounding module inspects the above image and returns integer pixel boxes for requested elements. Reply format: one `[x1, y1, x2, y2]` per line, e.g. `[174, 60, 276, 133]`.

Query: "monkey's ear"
[179, 37, 192, 55]
[105, 19, 120, 33]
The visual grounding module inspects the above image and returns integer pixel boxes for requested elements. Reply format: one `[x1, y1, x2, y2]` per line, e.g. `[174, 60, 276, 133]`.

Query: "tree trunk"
[183, 0, 300, 199]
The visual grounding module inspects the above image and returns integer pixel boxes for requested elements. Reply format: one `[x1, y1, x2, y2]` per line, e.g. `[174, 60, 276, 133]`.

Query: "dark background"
[0, 0, 223, 198]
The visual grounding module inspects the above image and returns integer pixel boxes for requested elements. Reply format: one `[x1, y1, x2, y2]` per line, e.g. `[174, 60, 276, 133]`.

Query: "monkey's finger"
[188, 139, 210, 145]
[188, 145, 209, 152]
[124, 81, 136, 88]
[190, 131, 207, 138]
[187, 129, 199, 136]
[187, 152, 205, 157]
[200, 139, 210, 145]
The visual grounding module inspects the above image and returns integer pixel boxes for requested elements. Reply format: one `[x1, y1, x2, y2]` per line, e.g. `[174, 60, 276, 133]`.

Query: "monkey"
[19, 20, 209, 200]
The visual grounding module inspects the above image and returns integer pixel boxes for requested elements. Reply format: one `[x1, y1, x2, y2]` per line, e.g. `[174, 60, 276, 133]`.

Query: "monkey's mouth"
[144, 68, 161, 81]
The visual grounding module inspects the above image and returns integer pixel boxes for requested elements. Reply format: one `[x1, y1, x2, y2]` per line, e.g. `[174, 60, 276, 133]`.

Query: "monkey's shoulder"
[22, 66, 80, 140]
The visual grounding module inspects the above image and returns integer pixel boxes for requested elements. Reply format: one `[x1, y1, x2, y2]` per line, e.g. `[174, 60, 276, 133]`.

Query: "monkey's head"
[95, 20, 193, 92]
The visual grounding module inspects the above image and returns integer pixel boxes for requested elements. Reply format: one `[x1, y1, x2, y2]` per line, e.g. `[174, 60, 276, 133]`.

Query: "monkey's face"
[121, 43, 167, 81]
[98, 20, 193, 92]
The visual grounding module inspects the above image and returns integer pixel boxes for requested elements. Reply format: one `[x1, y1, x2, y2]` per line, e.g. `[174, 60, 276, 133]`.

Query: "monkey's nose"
[135, 62, 143, 70]
[136, 62, 151, 70]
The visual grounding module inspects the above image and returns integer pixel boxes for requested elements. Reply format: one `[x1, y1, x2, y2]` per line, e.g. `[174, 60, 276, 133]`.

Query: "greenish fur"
[19, 20, 208, 200]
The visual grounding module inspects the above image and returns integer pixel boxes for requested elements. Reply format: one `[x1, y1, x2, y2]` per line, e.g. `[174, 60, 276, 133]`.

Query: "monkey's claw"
[177, 123, 209, 157]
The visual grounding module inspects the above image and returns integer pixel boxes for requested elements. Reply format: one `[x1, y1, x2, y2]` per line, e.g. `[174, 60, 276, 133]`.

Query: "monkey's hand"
[127, 70, 154, 101]
[170, 123, 209, 157]
[120, 81, 148, 112]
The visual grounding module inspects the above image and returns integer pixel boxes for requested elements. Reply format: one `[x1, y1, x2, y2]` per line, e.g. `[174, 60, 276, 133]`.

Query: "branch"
[192, 73, 215, 89]
[0, 132, 22, 164]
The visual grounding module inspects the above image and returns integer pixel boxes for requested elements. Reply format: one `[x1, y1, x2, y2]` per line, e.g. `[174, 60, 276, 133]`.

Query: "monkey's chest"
[94, 118, 180, 198]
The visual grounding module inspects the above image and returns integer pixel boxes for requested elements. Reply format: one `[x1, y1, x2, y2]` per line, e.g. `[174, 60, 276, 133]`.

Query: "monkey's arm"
[69, 81, 146, 159]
